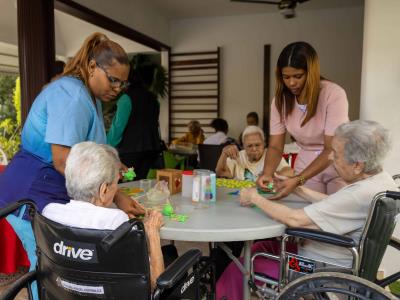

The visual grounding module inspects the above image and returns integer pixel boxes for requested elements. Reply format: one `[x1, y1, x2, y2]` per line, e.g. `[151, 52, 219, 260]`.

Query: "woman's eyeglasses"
[96, 63, 130, 91]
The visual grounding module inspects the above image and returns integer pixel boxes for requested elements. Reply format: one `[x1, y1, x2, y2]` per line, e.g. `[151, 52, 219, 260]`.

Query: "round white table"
[159, 188, 305, 242]
[121, 182, 307, 300]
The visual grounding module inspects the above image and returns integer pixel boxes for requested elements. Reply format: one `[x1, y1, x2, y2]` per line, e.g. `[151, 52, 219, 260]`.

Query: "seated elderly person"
[204, 118, 229, 145]
[172, 120, 205, 145]
[42, 142, 168, 289]
[216, 125, 292, 181]
[216, 120, 398, 300]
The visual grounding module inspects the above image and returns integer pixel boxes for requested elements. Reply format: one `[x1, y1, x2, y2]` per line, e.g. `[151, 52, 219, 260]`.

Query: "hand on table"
[118, 163, 129, 180]
[239, 187, 258, 207]
[268, 174, 299, 200]
[256, 174, 274, 191]
[115, 190, 146, 218]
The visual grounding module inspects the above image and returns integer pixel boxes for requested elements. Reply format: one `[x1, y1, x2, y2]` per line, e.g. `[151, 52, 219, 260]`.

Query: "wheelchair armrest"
[156, 249, 201, 290]
[285, 228, 356, 248]
[385, 190, 400, 200]
[389, 236, 400, 251]
[101, 219, 143, 252]
[0, 199, 37, 219]
[1, 270, 37, 300]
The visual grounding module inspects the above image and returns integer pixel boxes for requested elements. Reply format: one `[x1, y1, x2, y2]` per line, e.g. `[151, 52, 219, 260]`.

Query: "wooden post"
[263, 44, 271, 144]
[17, 0, 55, 124]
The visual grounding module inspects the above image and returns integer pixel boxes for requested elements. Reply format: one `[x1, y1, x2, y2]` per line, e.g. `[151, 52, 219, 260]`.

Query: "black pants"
[120, 151, 162, 180]
[162, 244, 179, 267]
[210, 241, 244, 280]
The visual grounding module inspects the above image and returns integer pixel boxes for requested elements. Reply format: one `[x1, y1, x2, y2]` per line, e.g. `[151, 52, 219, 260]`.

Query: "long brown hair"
[274, 42, 321, 126]
[61, 32, 129, 89]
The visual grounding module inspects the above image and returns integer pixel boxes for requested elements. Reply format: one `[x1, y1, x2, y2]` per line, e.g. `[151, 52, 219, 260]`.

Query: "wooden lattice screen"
[169, 48, 221, 141]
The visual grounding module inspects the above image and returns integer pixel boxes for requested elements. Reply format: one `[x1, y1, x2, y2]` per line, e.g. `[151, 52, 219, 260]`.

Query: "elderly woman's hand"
[240, 187, 258, 206]
[144, 210, 164, 234]
[222, 144, 240, 160]
[268, 176, 299, 200]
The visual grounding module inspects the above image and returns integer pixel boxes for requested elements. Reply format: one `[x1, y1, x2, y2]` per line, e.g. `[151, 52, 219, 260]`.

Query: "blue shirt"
[21, 76, 106, 163]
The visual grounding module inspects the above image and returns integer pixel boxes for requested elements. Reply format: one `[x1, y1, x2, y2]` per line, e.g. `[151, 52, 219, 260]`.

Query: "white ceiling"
[54, 10, 155, 57]
[150, 0, 364, 19]
[0, 0, 364, 72]
[0, 0, 156, 72]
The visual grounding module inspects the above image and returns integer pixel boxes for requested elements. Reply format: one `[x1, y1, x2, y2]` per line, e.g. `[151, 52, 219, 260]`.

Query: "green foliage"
[0, 75, 21, 160]
[130, 54, 168, 99]
[14, 77, 21, 126]
[150, 65, 168, 99]
[0, 74, 18, 121]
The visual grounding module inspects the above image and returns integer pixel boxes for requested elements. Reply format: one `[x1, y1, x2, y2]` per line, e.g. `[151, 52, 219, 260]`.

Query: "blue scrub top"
[21, 76, 106, 163]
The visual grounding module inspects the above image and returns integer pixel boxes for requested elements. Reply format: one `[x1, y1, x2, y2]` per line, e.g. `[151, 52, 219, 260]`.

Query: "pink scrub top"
[270, 80, 349, 194]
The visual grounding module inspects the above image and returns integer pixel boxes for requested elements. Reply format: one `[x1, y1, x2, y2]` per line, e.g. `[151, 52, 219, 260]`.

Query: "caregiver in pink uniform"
[257, 41, 349, 198]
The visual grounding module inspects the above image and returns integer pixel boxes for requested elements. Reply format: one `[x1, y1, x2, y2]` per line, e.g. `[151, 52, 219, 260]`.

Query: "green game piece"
[267, 182, 274, 190]
[168, 213, 189, 223]
[123, 168, 136, 181]
[257, 187, 276, 195]
[177, 215, 188, 222]
[162, 203, 174, 216]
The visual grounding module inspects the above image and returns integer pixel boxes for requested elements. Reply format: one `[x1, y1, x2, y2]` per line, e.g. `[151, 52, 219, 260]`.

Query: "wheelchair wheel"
[276, 272, 397, 300]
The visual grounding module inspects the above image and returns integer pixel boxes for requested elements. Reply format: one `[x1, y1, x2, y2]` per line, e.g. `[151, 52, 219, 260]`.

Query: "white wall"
[361, 0, 400, 277]
[74, 0, 170, 45]
[72, 0, 171, 140]
[168, 6, 364, 139]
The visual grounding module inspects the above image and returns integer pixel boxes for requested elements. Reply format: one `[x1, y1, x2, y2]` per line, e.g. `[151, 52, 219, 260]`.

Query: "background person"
[257, 41, 349, 199]
[204, 118, 229, 145]
[238, 111, 259, 147]
[217, 120, 398, 300]
[43, 142, 168, 289]
[171, 120, 205, 145]
[107, 64, 162, 179]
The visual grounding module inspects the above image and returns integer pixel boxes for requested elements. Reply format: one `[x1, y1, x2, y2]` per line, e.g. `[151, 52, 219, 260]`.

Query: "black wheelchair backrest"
[33, 213, 151, 300]
[358, 191, 400, 281]
[198, 144, 224, 172]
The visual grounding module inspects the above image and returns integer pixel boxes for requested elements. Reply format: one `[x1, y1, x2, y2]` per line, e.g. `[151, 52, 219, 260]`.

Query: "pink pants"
[295, 149, 346, 194]
[216, 240, 297, 300]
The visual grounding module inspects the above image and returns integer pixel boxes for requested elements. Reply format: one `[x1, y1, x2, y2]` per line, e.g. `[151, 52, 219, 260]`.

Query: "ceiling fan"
[230, 0, 310, 18]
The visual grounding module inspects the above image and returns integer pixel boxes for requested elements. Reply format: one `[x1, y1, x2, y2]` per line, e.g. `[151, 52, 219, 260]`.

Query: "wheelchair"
[249, 190, 400, 299]
[0, 200, 216, 300]
[393, 174, 400, 188]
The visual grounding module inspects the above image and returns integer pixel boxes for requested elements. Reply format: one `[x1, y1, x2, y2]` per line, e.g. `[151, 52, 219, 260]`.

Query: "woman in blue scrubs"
[0, 32, 145, 298]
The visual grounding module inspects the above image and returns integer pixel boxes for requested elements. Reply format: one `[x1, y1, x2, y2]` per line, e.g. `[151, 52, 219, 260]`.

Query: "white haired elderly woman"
[216, 120, 398, 300]
[216, 125, 292, 181]
[42, 142, 166, 289]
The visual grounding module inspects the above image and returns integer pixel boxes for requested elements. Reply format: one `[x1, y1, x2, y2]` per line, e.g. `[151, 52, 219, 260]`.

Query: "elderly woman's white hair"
[65, 141, 120, 202]
[242, 125, 265, 144]
[335, 120, 390, 174]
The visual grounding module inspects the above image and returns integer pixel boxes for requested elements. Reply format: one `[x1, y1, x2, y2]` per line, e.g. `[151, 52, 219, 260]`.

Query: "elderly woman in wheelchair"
[42, 141, 167, 289]
[216, 120, 399, 300]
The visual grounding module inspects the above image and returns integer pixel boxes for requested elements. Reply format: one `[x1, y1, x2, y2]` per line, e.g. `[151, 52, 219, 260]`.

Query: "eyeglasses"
[96, 63, 130, 91]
